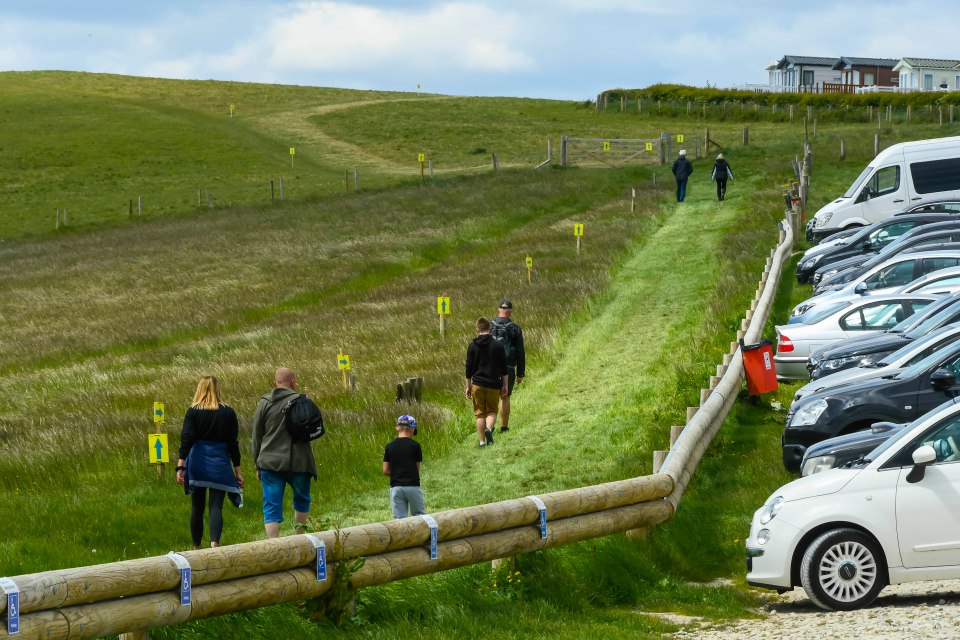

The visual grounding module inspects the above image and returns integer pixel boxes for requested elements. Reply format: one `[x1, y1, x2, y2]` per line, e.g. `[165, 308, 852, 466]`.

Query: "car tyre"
[800, 528, 886, 611]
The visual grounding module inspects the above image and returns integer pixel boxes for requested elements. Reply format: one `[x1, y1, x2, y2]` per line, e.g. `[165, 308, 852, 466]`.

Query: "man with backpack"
[252, 367, 318, 538]
[465, 317, 508, 448]
[491, 300, 525, 433]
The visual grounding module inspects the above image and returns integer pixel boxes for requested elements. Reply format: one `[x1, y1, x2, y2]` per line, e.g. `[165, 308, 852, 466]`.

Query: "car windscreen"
[895, 342, 960, 379]
[793, 301, 851, 325]
[904, 303, 960, 337]
[843, 165, 875, 199]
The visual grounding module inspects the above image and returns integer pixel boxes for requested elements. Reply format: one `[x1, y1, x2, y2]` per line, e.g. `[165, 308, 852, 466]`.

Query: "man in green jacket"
[252, 367, 318, 538]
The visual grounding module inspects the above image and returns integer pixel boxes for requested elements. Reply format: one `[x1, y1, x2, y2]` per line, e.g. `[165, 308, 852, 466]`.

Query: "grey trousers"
[390, 486, 425, 519]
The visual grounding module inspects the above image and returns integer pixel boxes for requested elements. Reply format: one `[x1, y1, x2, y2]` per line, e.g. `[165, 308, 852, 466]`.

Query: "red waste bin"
[740, 339, 779, 396]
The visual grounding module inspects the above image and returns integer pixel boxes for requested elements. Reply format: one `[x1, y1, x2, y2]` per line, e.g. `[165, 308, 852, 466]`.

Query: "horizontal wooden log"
[4, 502, 673, 639]
[1, 473, 672, 616]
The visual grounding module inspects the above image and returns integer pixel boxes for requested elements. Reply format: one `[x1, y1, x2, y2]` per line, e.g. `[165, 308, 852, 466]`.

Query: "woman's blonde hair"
[191, 376, 222, 410]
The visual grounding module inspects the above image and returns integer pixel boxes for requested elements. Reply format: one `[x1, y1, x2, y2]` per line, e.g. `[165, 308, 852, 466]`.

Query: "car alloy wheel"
[800, 528, 886, 611]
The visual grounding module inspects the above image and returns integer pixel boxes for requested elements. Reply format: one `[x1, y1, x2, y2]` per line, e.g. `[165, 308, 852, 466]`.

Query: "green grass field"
[1, 71, 958, 638]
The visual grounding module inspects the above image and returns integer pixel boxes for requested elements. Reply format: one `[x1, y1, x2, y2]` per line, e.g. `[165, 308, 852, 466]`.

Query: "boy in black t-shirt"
[382, 415, 425, 519]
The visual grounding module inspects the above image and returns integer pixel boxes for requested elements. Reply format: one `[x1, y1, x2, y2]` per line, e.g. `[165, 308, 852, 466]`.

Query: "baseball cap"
[397, 414, 417, 434]
[499, 299, 513, 309]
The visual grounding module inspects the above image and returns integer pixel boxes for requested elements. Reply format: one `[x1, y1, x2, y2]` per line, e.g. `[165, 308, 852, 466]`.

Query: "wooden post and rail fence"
[1, 216, 795, 640]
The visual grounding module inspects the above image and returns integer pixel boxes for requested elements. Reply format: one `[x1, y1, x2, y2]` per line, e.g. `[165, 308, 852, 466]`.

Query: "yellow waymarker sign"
[418, 153, 426, 162]
[153, 402, 165, 423]
[602, 141, 610, 151]
[337, 354, 351, 371]
[645, 142, 653, 151]
[289, 147, 296, 156]
[573, 223, 584, 237]
[525, 256, 533, 269]
[148, 433, 169, 464]
[676, 134, 685, 143]
[437, 296, 451, 315]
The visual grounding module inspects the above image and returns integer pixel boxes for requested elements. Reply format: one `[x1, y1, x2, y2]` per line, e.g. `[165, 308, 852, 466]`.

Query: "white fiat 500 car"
[746, 397, 960, 610]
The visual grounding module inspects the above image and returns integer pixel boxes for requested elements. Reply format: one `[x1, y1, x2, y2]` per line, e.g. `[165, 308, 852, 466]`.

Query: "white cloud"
[258, 1, 538, 74]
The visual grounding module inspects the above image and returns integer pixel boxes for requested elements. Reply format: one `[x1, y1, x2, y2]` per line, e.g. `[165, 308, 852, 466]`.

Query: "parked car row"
[748, 138, 960, 611]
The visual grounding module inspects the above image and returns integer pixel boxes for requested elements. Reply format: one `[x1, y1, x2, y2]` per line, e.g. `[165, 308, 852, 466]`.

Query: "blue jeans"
[260, 469, 312, 523]
[676, 178, 688, 202]
[390, 486, 425, 519]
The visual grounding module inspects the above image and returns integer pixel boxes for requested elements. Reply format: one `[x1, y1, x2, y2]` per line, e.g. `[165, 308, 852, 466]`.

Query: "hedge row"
[601, 84, 960, 108]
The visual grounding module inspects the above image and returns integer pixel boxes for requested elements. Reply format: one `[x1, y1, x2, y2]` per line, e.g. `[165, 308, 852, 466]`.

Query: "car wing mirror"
[930, 368, 957, 390]
[854, 281, 868, 295]
[906, 444, 937, 483]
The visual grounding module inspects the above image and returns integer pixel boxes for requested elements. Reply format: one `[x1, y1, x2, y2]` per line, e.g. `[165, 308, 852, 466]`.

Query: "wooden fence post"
[874, 133, 880, 157]
[840, 139, 845, 160]
[742, 126, 749, 146]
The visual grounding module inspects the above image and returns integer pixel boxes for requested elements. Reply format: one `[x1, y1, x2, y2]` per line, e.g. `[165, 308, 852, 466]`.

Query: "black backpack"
[281, 394, 326, 442]
[490, 319, 515, 361]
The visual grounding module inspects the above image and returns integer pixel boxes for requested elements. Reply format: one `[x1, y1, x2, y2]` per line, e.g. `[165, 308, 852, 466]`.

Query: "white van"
[810, 136, 960, 243]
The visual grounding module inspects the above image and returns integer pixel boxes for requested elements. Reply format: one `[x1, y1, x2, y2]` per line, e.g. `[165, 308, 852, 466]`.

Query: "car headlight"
[801, 455, 837, 477]
[759, 496, 784, 525]
[820, 269, 839, 280]
[821, 355, 862, 371]
[756, 528, 772, 545]
[790, 399, 829, 426]
[800, 255, 822, 270]
[815, 212, 833, 227]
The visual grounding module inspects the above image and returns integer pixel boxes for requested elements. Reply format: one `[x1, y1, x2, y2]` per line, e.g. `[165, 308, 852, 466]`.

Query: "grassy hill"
[3, 72, 959, 638]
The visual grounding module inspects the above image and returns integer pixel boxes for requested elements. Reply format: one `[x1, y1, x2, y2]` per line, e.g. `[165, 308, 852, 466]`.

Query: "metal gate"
[560, 134, 702, 167]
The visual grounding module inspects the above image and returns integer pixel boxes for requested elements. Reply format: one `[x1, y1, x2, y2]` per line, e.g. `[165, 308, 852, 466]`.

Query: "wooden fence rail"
[1, 217, 794, 639]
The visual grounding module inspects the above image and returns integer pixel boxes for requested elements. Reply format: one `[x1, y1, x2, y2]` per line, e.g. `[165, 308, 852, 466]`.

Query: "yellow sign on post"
[229, 104, 236, 117]
[676, 134, 685, 143]
[602, 141, 610, 151]
[437, 296, 451, 315]
[337, 353, 351, 371]
[418, 153, 426, 162]
[573, 223, 584, 237]
[645, 142, 653, 151]
[153, 402, 165, 423]
[525, 256, 533, 269]
[148, 433, 169, 464]
[525, 255, 533, 284]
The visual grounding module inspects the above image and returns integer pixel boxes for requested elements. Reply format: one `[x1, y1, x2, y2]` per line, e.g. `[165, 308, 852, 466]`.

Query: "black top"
[671, 156, 693, 180]
[178, 404, 241, 466]
[383, 437, 422, 487]
[491, 317, 526, 377]
[465, 334, 508, 388]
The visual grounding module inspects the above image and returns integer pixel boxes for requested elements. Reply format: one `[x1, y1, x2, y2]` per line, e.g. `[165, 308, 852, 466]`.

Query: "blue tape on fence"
[527, 496, 548, 540]
[1, 578, 19, 635]
[420, 515, 438, 560]
[166, 553, 192, 606]
[304, 534, 327, 582]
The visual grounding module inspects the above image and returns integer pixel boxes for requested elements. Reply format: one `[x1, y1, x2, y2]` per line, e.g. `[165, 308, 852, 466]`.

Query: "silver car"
[792, 249, 960, 317]
[774, 295, 938, 381]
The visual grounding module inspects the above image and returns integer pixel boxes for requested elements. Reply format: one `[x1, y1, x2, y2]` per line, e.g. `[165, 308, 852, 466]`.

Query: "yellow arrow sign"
[153, 402, 165, 423]
[418, 153, 426, 162]
[602, 141, 610, 151]
[525, 256, 533, 269]
[148, 433, 169, 464]
[338, 353, 351, 371]
[573, 223, 584, 237]
[289, 147, 296, 156]
[437, 296, 451, 315]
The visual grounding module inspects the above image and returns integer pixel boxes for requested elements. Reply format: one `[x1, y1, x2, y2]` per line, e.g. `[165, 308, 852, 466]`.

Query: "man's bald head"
[275, 367, 297, 389]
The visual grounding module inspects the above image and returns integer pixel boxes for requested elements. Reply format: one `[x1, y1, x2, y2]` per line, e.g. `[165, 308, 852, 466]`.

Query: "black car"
[805, 201, 960, 244]
[799, 421, 907, 476]
[807, 295, 960, 379]
[811, 222, 960, 289]
[796, 214, 960, 284]
[782, 339, 960, 472]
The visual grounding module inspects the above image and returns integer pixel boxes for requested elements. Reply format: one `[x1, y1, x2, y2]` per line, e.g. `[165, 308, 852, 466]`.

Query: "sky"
[1, 0, 958, 100]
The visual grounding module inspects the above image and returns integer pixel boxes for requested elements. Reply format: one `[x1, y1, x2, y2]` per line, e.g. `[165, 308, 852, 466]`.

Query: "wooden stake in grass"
[573, 222, 584, 256]
[437, 296, 450, 339]
[525, 255, 533, 284]
[337, 352, 351, 389]
[418, 153, 426, 184]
